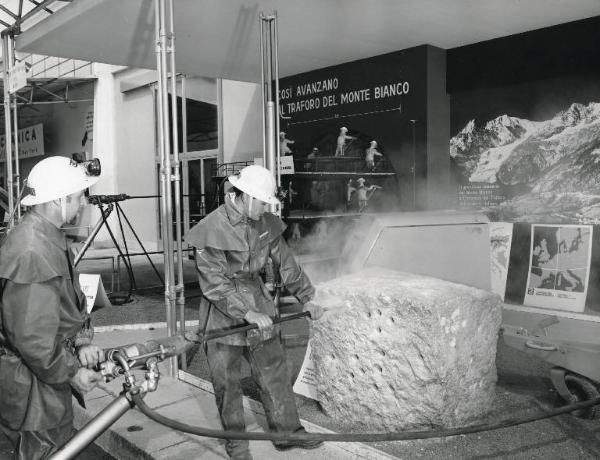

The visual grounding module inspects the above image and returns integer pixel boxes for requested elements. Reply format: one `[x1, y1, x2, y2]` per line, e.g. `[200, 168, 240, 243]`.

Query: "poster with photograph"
[524, 224, 593, 312]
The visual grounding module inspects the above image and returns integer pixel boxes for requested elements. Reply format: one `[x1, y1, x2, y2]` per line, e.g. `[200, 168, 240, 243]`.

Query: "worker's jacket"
[185, 195, 315, 346]
[0, 211, 91, 431]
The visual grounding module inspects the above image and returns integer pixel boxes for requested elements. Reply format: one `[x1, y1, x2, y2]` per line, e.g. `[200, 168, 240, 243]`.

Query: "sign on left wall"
[0, 123, 44, 162]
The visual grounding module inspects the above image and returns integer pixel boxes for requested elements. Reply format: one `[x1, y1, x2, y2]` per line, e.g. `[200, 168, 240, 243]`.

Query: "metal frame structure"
[1, 1, 93, 230]
[1, 0, 185, 378]
[153, 0, 184, 377]
[1, 1, 282, 380]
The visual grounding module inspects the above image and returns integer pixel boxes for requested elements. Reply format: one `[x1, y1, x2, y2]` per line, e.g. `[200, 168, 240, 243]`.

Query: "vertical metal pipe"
[161, 0, 177, 374]
[265, 101, 276, 173]
[259, 13, 266, 165]
[273, 11, 281, 188]
[10, 37, 20, 220]
[265, 18, 273, 104]
[182, 76, 191, 213]
[168, 0, 185, 313]
[180, 73, 190, 352]
[2, 34, 14, 229]
[263, 17, 276, 178]
[180, 75, 189, 354]
[153, 4, 165, 248]
[12, 90, 19, 220]
[155, 0, 177, 376]
[154, 1, 166, 268]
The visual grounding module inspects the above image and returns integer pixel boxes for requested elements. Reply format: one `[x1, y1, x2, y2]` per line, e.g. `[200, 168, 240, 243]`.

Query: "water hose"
[133, 394, 600, 442]
[146, 311, 600, 441]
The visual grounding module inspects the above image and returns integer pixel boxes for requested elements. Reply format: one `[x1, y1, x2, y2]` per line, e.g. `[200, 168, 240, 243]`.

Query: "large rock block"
[312, 267, 502, 430]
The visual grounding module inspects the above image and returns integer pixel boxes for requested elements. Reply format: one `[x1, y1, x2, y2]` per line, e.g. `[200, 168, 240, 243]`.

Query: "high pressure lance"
[49, 310, 313, 460]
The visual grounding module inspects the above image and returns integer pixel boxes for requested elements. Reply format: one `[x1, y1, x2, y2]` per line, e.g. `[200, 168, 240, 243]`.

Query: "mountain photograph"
[450, 102, 600, 223]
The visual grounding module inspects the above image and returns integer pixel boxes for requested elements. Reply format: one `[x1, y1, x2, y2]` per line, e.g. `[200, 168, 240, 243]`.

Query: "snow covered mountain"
[451, 102, 600, 222]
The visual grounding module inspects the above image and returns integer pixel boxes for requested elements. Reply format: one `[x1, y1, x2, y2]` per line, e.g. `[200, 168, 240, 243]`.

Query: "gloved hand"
[244, 311, 273, 330]
[77, 344, 105, 369]
[70, 367, 103, 393]
[302, 301, 323, 320]
[244, 311, 274, 346]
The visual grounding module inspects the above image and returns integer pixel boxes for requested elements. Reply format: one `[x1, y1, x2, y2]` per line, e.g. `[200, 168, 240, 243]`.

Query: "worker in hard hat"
[365, 140, 383, 171]
[335, 126, 355, 157]
[185, 164, 323, 459]
[0, 156, 105, 460]
[356, 177, 382, 212]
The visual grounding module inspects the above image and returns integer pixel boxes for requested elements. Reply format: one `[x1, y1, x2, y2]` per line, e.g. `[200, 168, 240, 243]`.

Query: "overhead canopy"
[14, 0, 600, 82]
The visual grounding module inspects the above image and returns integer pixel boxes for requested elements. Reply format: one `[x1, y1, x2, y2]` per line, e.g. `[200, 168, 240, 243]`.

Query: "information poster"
[524, 224, 593, 312]
[490, 222, 514, 301]
[293, 340, 319, 400]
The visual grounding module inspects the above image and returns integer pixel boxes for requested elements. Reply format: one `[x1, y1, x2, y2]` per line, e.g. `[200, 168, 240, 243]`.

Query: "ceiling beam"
[15, 0, 56, 29]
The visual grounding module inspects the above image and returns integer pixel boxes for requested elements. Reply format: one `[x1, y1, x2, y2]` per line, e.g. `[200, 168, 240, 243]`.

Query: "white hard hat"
[341, 126, 348, 132]
[21, 156, 100, 206]
[228, 165, 278, 205]
[279, 131, 286, 136]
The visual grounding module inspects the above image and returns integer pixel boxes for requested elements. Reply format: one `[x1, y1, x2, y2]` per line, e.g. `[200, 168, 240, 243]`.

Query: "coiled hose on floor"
[132, 394, 600, 442]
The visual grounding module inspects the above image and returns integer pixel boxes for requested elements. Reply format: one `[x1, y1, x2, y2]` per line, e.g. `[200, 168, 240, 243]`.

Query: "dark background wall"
[448, 15, 600, 135]
[279, 45, 450, 211]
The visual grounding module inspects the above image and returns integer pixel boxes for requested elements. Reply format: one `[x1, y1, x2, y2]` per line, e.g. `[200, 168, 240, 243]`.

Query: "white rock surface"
[312, 267, 502, 430]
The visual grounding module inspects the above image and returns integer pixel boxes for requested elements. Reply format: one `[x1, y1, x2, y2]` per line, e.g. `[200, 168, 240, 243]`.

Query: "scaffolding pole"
[273, 11, 281, 188]
[11, 35, 20, 220]
[259, 13, 281, 205]
[167, 0, 185, 313]
[2, 33, 15, 229]
[154, 0, 177, 377]
[259, 13, 266, 168]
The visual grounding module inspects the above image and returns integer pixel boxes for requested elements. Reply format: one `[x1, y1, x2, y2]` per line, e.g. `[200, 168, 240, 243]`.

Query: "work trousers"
[0, 422, 75, 460]
[206, 337, 302, 459]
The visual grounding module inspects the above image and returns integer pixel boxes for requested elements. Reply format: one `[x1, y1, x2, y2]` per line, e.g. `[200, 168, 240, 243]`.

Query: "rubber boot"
[273, 426, 324, 451]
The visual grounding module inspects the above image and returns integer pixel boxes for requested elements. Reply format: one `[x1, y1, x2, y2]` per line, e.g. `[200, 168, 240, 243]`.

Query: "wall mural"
[452, 99, 600, 224]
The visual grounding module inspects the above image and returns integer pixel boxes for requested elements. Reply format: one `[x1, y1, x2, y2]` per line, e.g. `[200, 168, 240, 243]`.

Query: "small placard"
[8, 61, 27, 94]
[79, 274, 111, 313]
[279, 155, 295, 175]
[293, 340, 319, 400]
